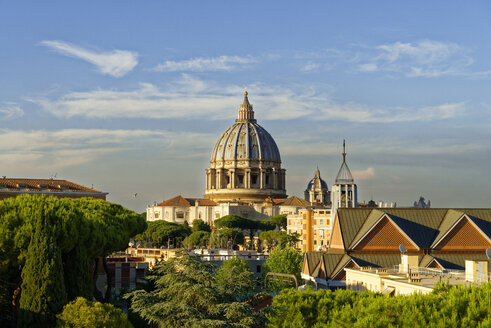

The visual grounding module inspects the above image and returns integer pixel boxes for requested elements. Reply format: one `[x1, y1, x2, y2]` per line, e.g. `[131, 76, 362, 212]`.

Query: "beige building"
[288, 209, 333, 252]
[345, 255, 489, 296]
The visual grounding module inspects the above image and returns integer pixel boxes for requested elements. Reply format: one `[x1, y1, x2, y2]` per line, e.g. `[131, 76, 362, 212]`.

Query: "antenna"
[486, 248, 491, 260]
[399, 244, 406, 254]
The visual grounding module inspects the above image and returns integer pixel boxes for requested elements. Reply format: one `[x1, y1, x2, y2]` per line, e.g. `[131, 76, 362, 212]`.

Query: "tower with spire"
[331, 140, 358, 213]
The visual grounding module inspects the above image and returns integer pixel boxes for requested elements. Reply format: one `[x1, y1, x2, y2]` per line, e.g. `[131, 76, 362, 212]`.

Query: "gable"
[332, 259, 358, 281]
[352, 216, 418, 251]
[329, 216, 344, 249]
[433, 216, 491, 250]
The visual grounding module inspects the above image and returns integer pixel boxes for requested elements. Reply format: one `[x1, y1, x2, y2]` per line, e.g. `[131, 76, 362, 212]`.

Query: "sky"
[1, 1, 491, 212]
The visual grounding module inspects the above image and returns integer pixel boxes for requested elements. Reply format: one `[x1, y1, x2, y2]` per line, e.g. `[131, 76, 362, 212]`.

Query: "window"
[320, 219, 324, 225]
[155, 212, 160, 218]
[238, 175, 244, 185]
[319, 229, 323, 236]
[176, 212, 184, 219]
[257, 265, 261, 273]
[314, 240, 317, 245]
[265, 174, 270, 185]
[251, 174, 258, 185]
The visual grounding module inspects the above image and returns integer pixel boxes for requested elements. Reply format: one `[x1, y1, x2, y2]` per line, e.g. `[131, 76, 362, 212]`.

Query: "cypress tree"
[63, 245, 92, 302]
[18, 202, 67, 328]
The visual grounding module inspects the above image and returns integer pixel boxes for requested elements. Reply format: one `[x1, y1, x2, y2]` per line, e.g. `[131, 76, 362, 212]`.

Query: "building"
[301, 208, 491, 289]
[287, 143, 359, 252]
[147, 195, 218, 225]
[331, 140, 357, 214]
[147, 194, 313, 224]
[288, 209, 333, 252]
[345, 255, 489, 296]
[147, 92, 319, 224]
[0, 177, 107, 200]
[204, 91, 287, 203]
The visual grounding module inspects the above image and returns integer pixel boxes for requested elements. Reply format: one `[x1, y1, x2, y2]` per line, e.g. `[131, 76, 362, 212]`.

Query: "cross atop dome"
[237, 91, 255, 122]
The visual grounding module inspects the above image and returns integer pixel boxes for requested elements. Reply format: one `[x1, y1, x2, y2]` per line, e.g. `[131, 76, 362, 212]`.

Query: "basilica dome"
[210, 117, 281, 163]
[204, 92, 287, 203]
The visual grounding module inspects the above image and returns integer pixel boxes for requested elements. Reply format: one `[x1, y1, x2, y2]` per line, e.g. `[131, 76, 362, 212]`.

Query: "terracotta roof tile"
[0, 178, 104, 193]
[157, 195, 217, 207]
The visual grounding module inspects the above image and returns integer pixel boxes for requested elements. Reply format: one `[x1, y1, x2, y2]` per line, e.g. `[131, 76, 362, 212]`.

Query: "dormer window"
[58, 184, 71, 191]
[0, 184, 9, 190]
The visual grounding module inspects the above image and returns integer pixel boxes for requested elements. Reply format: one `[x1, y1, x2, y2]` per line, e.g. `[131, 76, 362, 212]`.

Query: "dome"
[306, 167, 328, 190]
[204, 92, 286, 203]
[211, 122, 281, 163]
[307, 177, 328, 190]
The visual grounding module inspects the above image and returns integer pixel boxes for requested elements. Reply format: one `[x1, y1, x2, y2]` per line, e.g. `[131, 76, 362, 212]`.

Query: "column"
[273, 168, 278, 189]
[230, 170, 235, 189]
[260, 169, 265, 189]
[245, 169, 250, 189]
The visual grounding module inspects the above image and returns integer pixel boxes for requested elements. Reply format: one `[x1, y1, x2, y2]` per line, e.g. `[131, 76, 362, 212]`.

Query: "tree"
[271, 214, 287, 230]
[216, 257, 255, 301]
[268, 282, 491, 328]
[191, 219, 211, 232]
[126, 254, 266, 327]
[0, 195, 147, 327]
[57, 297, 132, 328]
[183, 231, 210, 248]
[262, 247, 303, 290]
[211, 228, 245, 249]
[133, 220, 190, 248]
[18, 202, 67, 328]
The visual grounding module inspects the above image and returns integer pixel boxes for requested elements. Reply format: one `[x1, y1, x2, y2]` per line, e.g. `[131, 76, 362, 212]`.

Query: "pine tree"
[18, 202, 67, 328]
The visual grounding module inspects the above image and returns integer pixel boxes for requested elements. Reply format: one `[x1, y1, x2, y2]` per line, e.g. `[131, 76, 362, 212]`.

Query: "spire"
[335, 140, 354, 184]
[237, 91, 255, 122]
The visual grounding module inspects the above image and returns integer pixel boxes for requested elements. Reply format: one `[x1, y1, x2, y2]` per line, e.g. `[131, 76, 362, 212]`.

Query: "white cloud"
[355, 40, 474, 77]
[0, 103, 23, 120]
[154, 55, 256, 72]
[352, 167, 375, 180]
[40, 40, 138, 77]
[30, 75, 464, 123]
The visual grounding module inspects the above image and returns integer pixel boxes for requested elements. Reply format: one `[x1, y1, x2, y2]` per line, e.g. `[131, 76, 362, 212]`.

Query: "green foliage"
[63, 246, 92, 301]
[0, 195, 146, 327]
[216, 257, 255, 301]
[134, 219, 190, 247]
[183, 231, 210, 248]
[271, 214, 287, 230]
[57, 297, 132, 328]
[126, 254, 266, 327]
[191, 219, 211, 232]
[268, 282, 491, 328]
[259, 231, 300, 251]
[19, 202, 67, 328]
[263, 247, 303, 290]
[214, 215, 251, 229]
[211, 228, 245, 249]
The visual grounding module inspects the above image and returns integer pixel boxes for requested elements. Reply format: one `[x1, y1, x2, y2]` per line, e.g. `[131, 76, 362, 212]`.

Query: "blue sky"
[1, 1, 491, 212]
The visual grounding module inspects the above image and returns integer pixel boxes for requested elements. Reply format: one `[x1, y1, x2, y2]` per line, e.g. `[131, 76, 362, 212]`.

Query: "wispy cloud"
[154, 55, 256, 72]
[30, 75, 465, 123]
[354, 40, 474, 77]
[0, 103, 23, 120]
[0, 128, 213, 171]
[40, 40, 138, 77]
